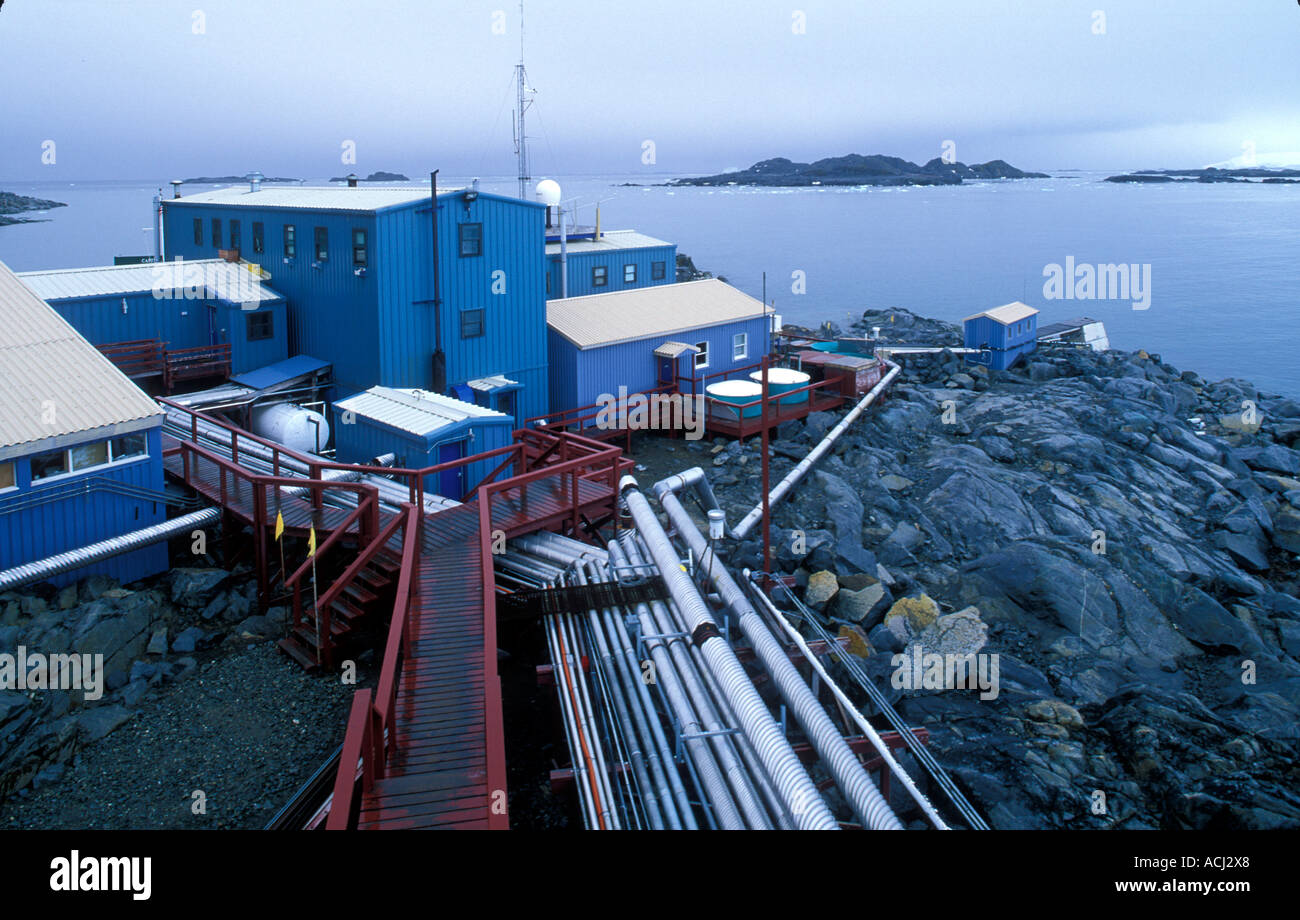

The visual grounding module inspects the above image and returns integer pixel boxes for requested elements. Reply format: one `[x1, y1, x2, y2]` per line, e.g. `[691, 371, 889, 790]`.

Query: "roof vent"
[347, 173, 358, 188]
[170, 180, 183, 199]
[247, 171, 264, 193]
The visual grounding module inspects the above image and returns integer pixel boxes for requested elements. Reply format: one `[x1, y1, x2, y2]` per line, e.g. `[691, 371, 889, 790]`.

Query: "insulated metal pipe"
[621, 476, 839, 830]
[501, 532, 702, 826]
[731, 359, 901, 540]
[655, 473, 903, 831]
[576, 565, 669, 830]
[745, 571, 949, 829]
[618, 534, 790, 829]
[0, 506, 221, 592]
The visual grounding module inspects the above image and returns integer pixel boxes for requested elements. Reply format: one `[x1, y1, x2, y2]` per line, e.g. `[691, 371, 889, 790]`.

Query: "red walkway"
[356, 504, 497, 828]
[158, 401, 627, 831]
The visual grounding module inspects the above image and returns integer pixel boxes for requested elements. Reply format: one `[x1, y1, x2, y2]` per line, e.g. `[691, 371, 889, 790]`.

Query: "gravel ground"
[0, 642, 365, 829]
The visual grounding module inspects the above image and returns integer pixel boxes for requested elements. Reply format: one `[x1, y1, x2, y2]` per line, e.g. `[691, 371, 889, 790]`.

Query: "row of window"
[547, 260, 669, 295]
[592, 261, 667, 288]
[2, 432, 149, 491]
[690, 333, 749, 370]
[193, 218, 369, 267]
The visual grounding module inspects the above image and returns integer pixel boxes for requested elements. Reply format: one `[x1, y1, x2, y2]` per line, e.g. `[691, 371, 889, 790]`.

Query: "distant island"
[0, 191, 67, 227]
[182, 175, 301, 184]
[1106, 167, 1300, 184]
[329, 171, 410, 182]
[671, 154, 1049, 187]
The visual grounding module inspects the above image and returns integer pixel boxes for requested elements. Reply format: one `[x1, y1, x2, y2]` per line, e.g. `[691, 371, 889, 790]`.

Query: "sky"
[1, 0, 1298, 181]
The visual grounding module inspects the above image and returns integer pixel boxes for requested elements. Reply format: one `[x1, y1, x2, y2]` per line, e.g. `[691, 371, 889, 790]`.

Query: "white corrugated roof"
[545, 229, 673, 255]
[653, 341, 700, 358]
[0, 261, 163, 457]
[963, 301, 1039, 325]
[17, 259, 283, 304]
[467, 375, 518, 392]
[334, 386, 507, 438]
[164, 185, 454, 212]
[548, 279, 772, 350]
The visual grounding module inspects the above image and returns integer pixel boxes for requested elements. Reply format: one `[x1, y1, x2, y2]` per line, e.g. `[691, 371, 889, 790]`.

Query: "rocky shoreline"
[655, 307, 1299, 829]
[672, 154, 1048, 187]
[0, 191, 67, 226]
[1106, 167, 1300, 184]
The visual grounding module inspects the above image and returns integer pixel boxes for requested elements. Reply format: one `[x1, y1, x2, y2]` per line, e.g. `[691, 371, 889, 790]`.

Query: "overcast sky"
[1, 0, 1297, 180]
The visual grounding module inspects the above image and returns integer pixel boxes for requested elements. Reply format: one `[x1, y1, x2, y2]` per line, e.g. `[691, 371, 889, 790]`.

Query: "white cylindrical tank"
[251, 403, 331, 454]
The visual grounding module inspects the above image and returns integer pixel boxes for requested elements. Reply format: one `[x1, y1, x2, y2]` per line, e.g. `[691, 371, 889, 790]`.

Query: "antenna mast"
[514, 0, 533, 200]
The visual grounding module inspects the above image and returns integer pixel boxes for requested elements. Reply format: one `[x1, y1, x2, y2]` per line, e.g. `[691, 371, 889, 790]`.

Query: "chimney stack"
[347, 173, 358, 188]
[170, 180, 183, 199]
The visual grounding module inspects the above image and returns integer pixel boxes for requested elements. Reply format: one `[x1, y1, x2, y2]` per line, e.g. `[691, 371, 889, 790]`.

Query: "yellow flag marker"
[307, 525, 317, 557]
[274, 511, 285, 541]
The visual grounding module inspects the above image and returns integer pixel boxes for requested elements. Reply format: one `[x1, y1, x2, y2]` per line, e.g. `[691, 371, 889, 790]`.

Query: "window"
[252, 221, 264, 254]
[193, 218, 203, 246]
[652, 260, 666, 280]
[0, 461, 14, 491]
[313, 226, 328, 262]
[30, 449, 68, 482]
[247, 311, 274, 341]
[352, 228, 367, 267]
[283, 224, 297, 258]
[546, 271, 551, 296]
[211, 219, 222, 249]
[460, 309, 484, 338]
[592, 265, 608, 288]
[229, 219, 241, 251]
[624, 263, 636, 284]
[694, 340, 709, 370]
[733, 332, 748, 360]
[110, 433, 146, 461]
[69, 441, 109, 471]
[458, 223, 482, 257]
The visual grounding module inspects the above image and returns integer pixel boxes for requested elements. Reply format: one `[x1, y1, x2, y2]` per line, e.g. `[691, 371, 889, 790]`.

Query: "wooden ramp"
[356, 504, 497, 829]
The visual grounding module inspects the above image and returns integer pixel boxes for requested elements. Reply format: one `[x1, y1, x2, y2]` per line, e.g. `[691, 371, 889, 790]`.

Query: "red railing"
[525, 383, 677, 433]
[477, 487, 509, 830]
[163, 343, 232, 391]
[172, 434, 384, 608]
[324, 502, 423, 830]
[98, 339, 166, 378]
[282, 490, 384, 669]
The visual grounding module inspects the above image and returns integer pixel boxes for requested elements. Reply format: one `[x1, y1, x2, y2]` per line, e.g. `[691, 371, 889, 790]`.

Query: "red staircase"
[279, 548, 403, 671]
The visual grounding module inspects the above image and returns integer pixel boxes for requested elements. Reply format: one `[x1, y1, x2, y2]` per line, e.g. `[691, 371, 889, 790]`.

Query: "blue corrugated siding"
[164, 203, 381, 388]
[48, 292, 206, 349]
[547, 245, 676, 298]
[330, 408, 513, 502]
[221, 301, 289, 373]
[48, 292, 286, 376]
[551, 314, 770, 411]
[0, 426, 168, 586]
[165, 193, 549, 422]
[964, 314, 1038, 370]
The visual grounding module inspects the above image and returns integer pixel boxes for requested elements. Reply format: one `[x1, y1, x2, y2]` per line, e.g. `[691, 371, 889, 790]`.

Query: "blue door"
[438, 440, 464, 500]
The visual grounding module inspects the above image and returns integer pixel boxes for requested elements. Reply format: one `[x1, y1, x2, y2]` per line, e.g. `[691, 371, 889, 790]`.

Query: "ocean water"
[2, 172, 1296, 397]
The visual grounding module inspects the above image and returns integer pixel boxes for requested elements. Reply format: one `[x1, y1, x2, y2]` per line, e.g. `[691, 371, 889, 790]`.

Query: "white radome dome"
[535, 178, 562, 207]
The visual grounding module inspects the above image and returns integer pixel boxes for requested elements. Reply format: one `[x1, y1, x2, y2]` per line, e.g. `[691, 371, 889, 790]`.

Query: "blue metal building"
[545, 229, 677, 299]
[18, 260, 288, 375]
[547, 279, 774, 412]
[0, 262, 168, 586]
[160, 183, 549, 426]
[963, 302, 1039, 370]
[331, 386, 513, 501]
